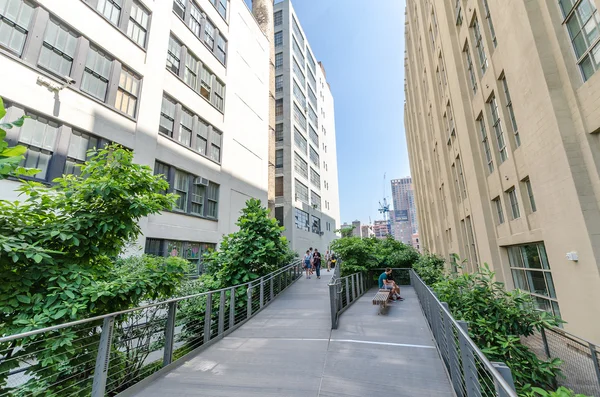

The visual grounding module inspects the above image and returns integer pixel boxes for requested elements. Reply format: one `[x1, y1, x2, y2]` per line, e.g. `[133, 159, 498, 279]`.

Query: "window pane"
[39, 20, 78, 77]
[97, 0, 122, 25]
[522, 244, 542, 269]
[511, 269, 529, 291]
[127, 1, 149, 47]
[167, 35, 181, 75]
[526, 270, 548, 296]
[545, 272, 557, 299]
[81, 48, 112, 101]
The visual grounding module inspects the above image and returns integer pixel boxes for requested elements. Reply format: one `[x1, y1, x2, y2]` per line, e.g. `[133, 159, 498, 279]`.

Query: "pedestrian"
[309, 247, 314, 276]
[313, 249, 322, 279]
[303, 250, 311, 279]
[325, 250, 331, 272]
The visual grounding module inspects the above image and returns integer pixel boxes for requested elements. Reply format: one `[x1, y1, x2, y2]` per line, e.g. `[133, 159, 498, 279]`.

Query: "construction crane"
[378, 173, 392, 236]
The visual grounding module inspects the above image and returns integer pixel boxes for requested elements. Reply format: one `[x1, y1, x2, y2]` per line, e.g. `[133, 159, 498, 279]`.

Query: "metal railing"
[328, 262, 369, 329]
[521, 327, 600, 396]
[0, 261, 303, 397]
[411, 270, 519, 397]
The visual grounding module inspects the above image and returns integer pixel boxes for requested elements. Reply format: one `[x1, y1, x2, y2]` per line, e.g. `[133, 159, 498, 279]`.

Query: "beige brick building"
[404, 0, 600, 342]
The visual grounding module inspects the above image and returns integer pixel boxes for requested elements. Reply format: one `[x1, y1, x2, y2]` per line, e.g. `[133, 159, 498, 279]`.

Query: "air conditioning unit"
[194, 177, 209, 186]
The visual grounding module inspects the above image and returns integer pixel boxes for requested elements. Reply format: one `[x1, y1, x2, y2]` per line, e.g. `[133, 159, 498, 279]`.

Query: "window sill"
[79, 0, 148, 52]
[164, 209, 218, 222]
[172, 11, 227, 68]
[158, 132, 222, 166]
[166, 69, 225, 115]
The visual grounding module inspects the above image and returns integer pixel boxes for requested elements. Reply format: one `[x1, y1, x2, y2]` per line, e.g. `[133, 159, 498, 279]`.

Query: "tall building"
[372, 220, 390, 239]
[404, 0, 600, 342]
[390, 177, 419, 245]
[272, 0, 340, 254]
[351, 220, 362, 237]
[0, 0, 270, 272]
[361, 224, 374, 238]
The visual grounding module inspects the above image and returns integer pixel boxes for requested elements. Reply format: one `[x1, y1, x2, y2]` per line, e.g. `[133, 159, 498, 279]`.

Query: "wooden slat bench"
[373, 289, 392, 315]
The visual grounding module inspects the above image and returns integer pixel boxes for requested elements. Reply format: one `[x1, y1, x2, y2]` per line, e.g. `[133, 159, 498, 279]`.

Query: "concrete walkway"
[127, 272, 454, 397]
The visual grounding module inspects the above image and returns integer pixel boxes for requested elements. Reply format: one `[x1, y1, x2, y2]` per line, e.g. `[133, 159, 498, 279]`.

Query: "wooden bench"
[372, 289, 393, 315]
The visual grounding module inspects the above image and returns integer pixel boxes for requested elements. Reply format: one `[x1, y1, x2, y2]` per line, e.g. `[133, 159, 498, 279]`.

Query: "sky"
[246, 0, 409, 225]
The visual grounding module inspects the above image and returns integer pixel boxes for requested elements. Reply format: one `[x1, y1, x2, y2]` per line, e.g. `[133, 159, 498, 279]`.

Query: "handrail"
[0, 259, 302, 344]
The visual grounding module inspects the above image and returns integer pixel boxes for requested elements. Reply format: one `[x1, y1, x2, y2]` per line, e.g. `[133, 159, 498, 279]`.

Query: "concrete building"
[351, 220, 362, 237]
[0, 0, 270, 272]
[361, 224, 374, 238]
[272, 0, 340, 254]
[404, 0, 600, 342]
[390, 177, 419, 246]
[372, 220, 390, 239]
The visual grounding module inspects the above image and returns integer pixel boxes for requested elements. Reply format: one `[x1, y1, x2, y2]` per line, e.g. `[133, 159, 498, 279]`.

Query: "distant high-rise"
[390, 178, 419, 246]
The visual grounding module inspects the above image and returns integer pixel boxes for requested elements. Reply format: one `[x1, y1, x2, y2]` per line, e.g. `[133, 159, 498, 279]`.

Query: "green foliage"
[0, 97, 39, 179]
[330, 235, 419, 276]
[336, 225, 355, 238]
[413, 252, 446, 285]
[0, 145, 187, 395]
[432, 265, 563, 395]
[203, 198, 292, 286]
[524, 386, 592, 397]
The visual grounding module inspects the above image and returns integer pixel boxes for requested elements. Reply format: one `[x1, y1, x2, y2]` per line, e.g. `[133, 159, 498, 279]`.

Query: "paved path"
[127, 272, 454, 397]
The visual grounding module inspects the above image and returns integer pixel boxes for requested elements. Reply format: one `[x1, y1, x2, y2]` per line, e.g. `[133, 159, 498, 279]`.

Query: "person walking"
[325, 250, 331, 272]
[303, 250, 312, 279]
[313, 249, 322, 279]
[308, 247, 314, 276]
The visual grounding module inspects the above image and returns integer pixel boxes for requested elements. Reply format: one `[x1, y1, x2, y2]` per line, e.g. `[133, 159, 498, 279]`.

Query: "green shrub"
[413, 252, 446, 285]
[525, 386, 592, 397]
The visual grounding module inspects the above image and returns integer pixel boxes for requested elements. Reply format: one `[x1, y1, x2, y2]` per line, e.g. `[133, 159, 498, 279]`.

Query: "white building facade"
[0, 0, 270, 271]
[272, 0, 340, 254]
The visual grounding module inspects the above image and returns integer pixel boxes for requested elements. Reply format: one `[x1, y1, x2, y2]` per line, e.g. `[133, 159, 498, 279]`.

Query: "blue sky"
[246, 0, 409, 225]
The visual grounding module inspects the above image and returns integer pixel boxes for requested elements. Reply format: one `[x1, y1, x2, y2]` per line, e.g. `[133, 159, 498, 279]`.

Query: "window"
[478, 115, 493, 173]
[307, 49, 316, 72]
[507, 187, 521, 219]
[501, 76, 520, 147]
[210, 0, 227, 19]
[307, 67, 317, 89]
[311, 215, 321, 233]
[293, 59, 305, 87]
[292, 37, 304, 65]
[38, 20, 78, 77]
[489, 95, 508, 162]
[276, 149, 283, 169]
[190, 181, 205, 215]
[294, 128, 307, 153]
[307, 85, 317, 109]
[97, 0, 122, 25]
[173, 0, 186, 19]
[174, 170, 189, 212]
[308, 105, 318, 127]
[472, 16, 488, 74]
[293, 80, 306, 107]
[154, 161, 170, 192]
[275, 207, 284, 227]
[207, 182, 219, 218]
[295, 179, 308, 204]
[127, 1, 149, 47]
[274, 10, 283, 26]
[508, 243, 560, 319]
[465, 216, 478, 266]
[216, 34, 226, 64]
[276, 123, 283, 142]
[276, 75, 284, 95]
[196, 120, 208, 155]
[184, 50, 201, 92]
[159, 96, 176, 137]
[560, 0, 600, 80]
[294, 208, 309, 231]
[189, 3, 202, 37]
[0, 0, 34, 56]
[310, 168, 320, 188]
[115, 68, 140, 117]
[204, 19, 215, 50]
[167, 35, 181, 75]
[275, 177, 284, 197]
[145, 239, 215, 276]
[464, 43, 478, 94]
[179, 108, 193, 146]
[212, 78, 225, 112]
[456, 156, 466, 199]
[64, 130, 100, 176]
[524, 177, 537, 212]
[493, 197, 505, 224]
[452, 163, 461, 203]
[199, 65, 212, 100]
[294, 152, 308, 178]
[482, 0, 497, 47]
[81, 47, 112, 101]
[274, 31, 283, 47]
[293, 103, 306, 130]
[309, 146, 319, 167]
[17, 113, 58, 180]
[292, 16, 304, 47]
[309, 125, 318, 146]
[455, 0, 463, 25]
[276, 99, 283, 118]
[275, 52, 283, 70]
[210, 130, 222, 162]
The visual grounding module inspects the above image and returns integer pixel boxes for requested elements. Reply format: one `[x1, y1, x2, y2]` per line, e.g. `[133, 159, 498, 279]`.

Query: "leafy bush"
[525, 386, 592, 397]
[413, 252, 446, 285]
[433, 265, 563, 394]
[0, 97, 39, 179]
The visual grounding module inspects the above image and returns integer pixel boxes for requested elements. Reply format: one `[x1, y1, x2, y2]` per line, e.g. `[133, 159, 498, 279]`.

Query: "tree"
[0, 97, 38, 179]
[0, 145, 189, 395]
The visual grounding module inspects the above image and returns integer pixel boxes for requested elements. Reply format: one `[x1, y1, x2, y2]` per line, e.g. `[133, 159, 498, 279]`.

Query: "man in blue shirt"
[378, 268, 404, 301]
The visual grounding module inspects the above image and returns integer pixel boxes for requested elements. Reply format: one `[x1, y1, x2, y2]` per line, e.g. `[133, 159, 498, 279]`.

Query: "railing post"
[590, 343, 600, 391]
[540, 328, 551, 359]
[457, 320, 480, 397]
[91, 316, 115, 397]
[492, 362, 517, 397]
[218, 290, 225, 336]
[444, 309, 463, 397]
[352, 274, 357, 301]
[270, 275, 274, 301]
[259, 279, 264, 309]
[345, 277, 350, 304]
[204, 292, 212, 344]
[229, 287, 236, 328]
[329, 281, 338, 329]
[247, 283, 253, 318]
[163, 302, 177, 367]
